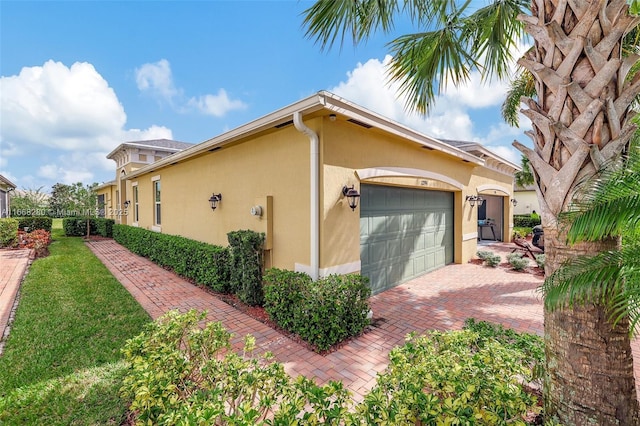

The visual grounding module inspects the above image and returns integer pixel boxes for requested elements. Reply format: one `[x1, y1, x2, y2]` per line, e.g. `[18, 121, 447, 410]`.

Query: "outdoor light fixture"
[342, 185, 360, 211]
[465, 195, 485, 207]
[208, 193, 222, 210]
[510, 198, 518, 206]
[123, 200, 131, 208]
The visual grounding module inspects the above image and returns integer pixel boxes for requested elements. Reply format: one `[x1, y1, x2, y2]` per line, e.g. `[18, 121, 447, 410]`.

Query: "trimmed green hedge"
[263, 269, 371, 351]
[113, 224, 230, 292]
[513, 214, 541, 228]
[14, 217, 53, 232]
[62, 218, 115, 237]
[0, 218, 18, 247]
[227, 230, 265, 306]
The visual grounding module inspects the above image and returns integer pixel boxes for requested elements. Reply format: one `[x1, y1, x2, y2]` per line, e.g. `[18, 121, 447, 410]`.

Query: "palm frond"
[544, 241, 640, 335]
[302, 0, 401, 51]
[563, 144, 640, 243]
[501, 70, 535, 126]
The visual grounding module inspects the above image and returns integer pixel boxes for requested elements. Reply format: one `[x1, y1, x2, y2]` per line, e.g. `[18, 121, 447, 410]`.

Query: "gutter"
[293, 111, 319, 281]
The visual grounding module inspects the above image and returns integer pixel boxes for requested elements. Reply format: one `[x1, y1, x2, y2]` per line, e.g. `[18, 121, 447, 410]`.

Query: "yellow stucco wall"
[129, 126, 311, 271]
[122, 114, 515, 275]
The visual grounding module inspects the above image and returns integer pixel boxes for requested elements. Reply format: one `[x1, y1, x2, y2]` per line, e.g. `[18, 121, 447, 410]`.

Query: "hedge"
[62, 218, 114, 237]
[0, 218, 18, 247]
[263, 269, 371, 351]
[227, 230, 265, 306]
[513, 214, 541, 228]
[113, 224, 230, 292]
[14, 217, 52, 232]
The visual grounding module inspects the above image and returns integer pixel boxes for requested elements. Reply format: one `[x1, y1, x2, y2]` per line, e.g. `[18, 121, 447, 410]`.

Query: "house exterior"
[513, 183, 540, 215]
[104, 91, 519, 294]
[0, 174, 17, 218]
[96, 139, 193, 221]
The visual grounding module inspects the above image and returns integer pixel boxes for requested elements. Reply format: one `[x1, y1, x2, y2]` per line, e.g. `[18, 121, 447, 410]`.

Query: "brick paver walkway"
[86, 239, 640, 402]
[0, 249, 32, 350]
[87, 239, 549, 401]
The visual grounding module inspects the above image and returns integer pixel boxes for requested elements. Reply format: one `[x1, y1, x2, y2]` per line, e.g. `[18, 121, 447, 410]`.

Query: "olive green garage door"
[360, 184, 454, 294]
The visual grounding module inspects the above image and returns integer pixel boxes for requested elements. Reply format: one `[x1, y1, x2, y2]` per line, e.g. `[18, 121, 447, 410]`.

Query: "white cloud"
[135, 59, 178, 101]
[135, 59, 247, 118]
[0, 60, 127, 151]
[123, 125, 173, 143]
[188, 89, 247, 117]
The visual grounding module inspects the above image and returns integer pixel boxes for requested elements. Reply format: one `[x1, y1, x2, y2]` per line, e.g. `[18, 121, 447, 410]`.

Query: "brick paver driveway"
[86, 239, 639, 402]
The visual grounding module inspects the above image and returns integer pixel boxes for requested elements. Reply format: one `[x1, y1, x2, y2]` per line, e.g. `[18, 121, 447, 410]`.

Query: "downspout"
[293, 111, 319, 280]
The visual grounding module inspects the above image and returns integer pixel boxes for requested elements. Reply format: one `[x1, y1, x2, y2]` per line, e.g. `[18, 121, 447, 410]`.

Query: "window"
[97, 194, 105, 217]
[154, 180, 161, 225]
[133, 185, 139, 222]
[139, 154, 147, 162]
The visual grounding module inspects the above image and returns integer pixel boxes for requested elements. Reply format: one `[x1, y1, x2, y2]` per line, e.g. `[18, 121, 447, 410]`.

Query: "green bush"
[506, 252, 530, 271]
[0, 218, 18, 247]
[63, 217, 96, 236]
[121, 309, 353, 425]
[513, 215, 541, 228]
[15, 217, 52, 232]
[227, 230, 265, 306]
[356, 326, 542, 425]
[535, 254, 545, 269]
[263, 268, 310, 330]
[476, 250, 494, 260]
[94, 218, 115, 237]
[113, 224, 230, 292]
[264, 270, 371, 352]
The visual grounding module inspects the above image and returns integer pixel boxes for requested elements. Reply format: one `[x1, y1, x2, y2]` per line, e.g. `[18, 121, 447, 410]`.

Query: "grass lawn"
[0, 221, 150, 424]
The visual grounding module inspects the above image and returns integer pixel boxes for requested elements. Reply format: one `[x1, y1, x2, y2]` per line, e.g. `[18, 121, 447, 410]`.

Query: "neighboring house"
[105, 91, 519, 294]
[513, 183, 540, 215]
[0, 174, 17, 218]
[96, 139, 193, 221]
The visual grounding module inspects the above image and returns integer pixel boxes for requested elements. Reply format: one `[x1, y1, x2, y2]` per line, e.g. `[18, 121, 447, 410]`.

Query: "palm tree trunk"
[514, 1, 640, 421]
[544, 229, 638, 424]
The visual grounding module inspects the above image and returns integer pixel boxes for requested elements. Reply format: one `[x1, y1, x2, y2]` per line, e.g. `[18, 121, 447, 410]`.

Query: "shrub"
[263, 268, 310, 330]
[15, 217, 52, 232]
[16, 229, 52, 257]
[94, 218, 115, 237]
[476, 250, 494, 260]
[264, 269, 371, 352]
[0, 218, 18, 247]
[227, 230, 265, 306]
[63, 217, 96, 236]
[356, 327, 542, 425]
[513, 215, 541, 228]
[485, 254, 502, 267]
[535, 254, 545, 269]
[507, 252, 530, 271]
[114, 225, 230, 292]
[121, 309, 353, 425]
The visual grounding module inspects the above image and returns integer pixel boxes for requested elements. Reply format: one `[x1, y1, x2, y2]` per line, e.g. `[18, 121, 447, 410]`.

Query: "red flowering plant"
[17, 229, 52, 257]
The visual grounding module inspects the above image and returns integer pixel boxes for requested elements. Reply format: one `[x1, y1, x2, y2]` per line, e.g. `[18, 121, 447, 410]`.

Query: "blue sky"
[0, 0, 530, 192]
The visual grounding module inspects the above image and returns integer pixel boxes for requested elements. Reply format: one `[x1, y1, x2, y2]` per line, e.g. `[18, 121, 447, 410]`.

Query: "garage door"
[360, 185, 454, 294]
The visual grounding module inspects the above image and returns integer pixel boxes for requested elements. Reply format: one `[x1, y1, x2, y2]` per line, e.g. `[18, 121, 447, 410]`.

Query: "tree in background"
[48, 182, 98, 237]
[9, 187, 49, 213]
[303, 0, 640, 422]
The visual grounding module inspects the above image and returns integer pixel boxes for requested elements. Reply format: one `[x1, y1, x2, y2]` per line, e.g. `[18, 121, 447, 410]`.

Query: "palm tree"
[544, 142, 640, 333]
[303, 1, 640, 423]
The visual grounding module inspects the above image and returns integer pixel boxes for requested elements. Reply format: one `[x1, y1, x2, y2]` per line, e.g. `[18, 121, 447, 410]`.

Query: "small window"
[139, 154, 147, 162]
[133, 185, 139, 222]
[154, 180, 161, 225]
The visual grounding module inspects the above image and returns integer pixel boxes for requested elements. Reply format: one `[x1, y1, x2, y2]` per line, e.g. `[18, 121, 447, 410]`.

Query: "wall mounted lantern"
[465, 195, 485, 207]
[510, 198, 518, 206]
[342, 185, 360, 211]
[123, 200, 131, 208]
[208, 193, 222, 210]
